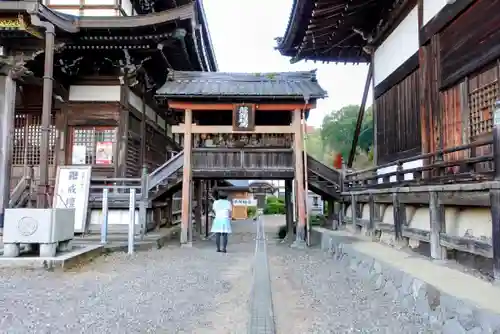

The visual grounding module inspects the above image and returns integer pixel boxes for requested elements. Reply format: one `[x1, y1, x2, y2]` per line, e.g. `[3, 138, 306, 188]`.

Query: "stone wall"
[310, 227, 500, 333]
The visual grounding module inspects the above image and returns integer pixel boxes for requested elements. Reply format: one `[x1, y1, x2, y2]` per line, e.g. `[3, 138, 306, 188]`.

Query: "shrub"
[247, 206, 257, 218]
[309, 214, 325, 226]
[264, 196, 285, 215]
[277, 224, 287, 239]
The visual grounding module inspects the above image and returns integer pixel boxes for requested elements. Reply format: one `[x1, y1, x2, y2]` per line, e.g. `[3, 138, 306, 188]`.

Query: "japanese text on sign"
[237, 105, 249, 128]
[53, 166, 92, 233]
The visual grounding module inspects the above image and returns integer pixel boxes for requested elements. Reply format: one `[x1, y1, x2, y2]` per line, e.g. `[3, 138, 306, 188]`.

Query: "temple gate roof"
[156, 70, 327, 100]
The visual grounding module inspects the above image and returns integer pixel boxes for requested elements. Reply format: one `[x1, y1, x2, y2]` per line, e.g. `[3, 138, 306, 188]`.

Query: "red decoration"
[333, 153, 343, 169]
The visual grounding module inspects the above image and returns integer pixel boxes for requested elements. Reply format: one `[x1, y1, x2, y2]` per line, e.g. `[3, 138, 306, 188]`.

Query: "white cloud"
[203, 0, 372, 127]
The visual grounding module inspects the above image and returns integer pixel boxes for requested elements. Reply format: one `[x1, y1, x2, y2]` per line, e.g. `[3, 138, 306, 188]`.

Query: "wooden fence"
[339, 136, 500, 281]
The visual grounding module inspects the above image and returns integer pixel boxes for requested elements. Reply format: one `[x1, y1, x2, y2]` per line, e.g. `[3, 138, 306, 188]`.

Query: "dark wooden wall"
[375, 69, 421, 164]
[416, 0, 500, 172]
[440, 0, 500, 89]
[127, 113, 169, 176]
[375, 0, 500, 168]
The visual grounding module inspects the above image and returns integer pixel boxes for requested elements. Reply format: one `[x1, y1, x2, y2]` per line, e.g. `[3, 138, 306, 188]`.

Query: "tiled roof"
[227, 180, 249, 187]
[156, 70, 327, 99]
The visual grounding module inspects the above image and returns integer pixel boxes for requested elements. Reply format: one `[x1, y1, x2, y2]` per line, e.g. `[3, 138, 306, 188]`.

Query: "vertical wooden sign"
[232, 103, 255, 131]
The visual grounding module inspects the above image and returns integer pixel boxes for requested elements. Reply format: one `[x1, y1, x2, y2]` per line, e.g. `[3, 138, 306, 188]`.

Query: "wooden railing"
[307, 154, 342, 185]
[345, 138, 493, 190]
[9, 170, 34, 208]
[192, 148, 294, 171]
[337, 139, 500, 281]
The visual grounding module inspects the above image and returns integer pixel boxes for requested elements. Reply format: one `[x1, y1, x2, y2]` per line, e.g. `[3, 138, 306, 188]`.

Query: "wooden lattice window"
[70, 127, 117, 165]
[468, 79, 499, 137]
[12, 113, 56, 165]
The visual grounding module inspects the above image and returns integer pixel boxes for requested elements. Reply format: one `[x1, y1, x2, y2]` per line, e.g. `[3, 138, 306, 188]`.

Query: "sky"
[203, 0, 372, 127]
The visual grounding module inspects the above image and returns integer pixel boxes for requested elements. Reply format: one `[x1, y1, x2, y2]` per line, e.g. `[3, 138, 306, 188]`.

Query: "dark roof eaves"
[276, 0, 313, 53]
[195, 0, 218, 71]
[77, 3, 194, 29]
[27, 3, 195, 33]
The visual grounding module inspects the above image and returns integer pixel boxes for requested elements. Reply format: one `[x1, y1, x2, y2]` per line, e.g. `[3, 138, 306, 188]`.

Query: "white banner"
[53, 166, 92, 233]
[232, 198, 257, 206]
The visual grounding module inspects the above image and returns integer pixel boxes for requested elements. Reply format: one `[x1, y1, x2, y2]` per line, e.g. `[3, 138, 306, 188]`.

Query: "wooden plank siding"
[423, 0, 500, 173]
[440, 84, 463, 164]
[127, 107, 170, 176]
[439, 0, 500, 89]
[375, 69, 421, 164]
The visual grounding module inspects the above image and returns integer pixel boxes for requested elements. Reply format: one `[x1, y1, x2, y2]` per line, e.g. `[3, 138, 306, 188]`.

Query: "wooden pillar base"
[180, 109, 193, 244]
[292, 108, 306, 246]
[284, 179, 294, 240]
[291, 227, 307, 248]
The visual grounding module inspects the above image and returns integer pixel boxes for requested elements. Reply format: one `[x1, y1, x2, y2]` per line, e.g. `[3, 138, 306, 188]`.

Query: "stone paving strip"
[248, 217, 276, 334]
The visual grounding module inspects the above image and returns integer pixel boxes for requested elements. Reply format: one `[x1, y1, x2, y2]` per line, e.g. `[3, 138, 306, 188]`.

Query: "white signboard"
[72, 145, 87, 164]
[96, 141, 113, 165]
[232, 198, 257, 206]
[53, 166, 92, 233]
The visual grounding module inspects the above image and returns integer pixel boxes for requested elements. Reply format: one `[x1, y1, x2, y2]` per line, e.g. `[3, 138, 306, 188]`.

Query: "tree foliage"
[306, 104, 374, 169]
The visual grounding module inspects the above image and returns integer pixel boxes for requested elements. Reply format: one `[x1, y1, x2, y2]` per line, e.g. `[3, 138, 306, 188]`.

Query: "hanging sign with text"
[232, 198, 257, 206]
[232, 104, 255, 131]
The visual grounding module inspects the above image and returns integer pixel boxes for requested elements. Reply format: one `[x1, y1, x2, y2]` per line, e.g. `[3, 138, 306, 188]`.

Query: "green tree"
[305, 127, 326, 162]
[320, 105, 373, 162]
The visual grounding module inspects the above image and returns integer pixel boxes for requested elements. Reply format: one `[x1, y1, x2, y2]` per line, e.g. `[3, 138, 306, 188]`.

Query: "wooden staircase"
[306, 154, 342, 200]
[148, 151, 184, 201]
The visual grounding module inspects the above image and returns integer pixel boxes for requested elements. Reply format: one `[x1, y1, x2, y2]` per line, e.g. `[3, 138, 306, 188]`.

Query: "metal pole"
[100, 188, 109, 244]
[139, 166, 148, 239]
[204, 180, 209, 238]
[31, 18, 55, 208]
[128, 188, 136, 254]
[301, 110, 311, 246]
[0, 74, 17, 230]
[491, 100, 500, 281]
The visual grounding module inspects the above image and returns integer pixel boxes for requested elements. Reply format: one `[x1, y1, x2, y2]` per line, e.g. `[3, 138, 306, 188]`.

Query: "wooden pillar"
[367, 194, 376, 235]
[347, 62, 373, 168]
[285, 179, 294, 238]
[350, 194, 357, 227]
[429, 191, 446, 261]
[292, 108, 306, 246]
[117, 70, 130, 178]
[166, 195, 173, 227]
[194, 179, 202, 235]
[180, 109, 193, 245]
[490, 100, 500, 281]
[204, 180, 210, 237]
[0, 75, 17, 229]
[327, 198, 335, 230]
[140, 83, 147, 173]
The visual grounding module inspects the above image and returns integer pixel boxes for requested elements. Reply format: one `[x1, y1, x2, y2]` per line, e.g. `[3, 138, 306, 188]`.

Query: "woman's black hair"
[217, 192, 228, 200]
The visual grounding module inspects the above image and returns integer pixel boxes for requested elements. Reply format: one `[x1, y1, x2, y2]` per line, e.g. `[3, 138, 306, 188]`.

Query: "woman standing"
[210, 192, 232, 253]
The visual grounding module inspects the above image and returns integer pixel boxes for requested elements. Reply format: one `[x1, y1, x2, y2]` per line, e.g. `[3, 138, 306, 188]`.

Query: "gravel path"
[0, 222, 255, 334]
[268, 242, 435, 334]
[0, 216, 435, 333]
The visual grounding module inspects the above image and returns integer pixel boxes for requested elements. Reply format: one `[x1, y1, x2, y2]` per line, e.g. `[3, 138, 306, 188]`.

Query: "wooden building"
[277, 0, 499, 177]
[0, 1, 216, 232]
[0, 1, 343, 245]
[277, 0, 500, 281]
[153, 70, 337, 245]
